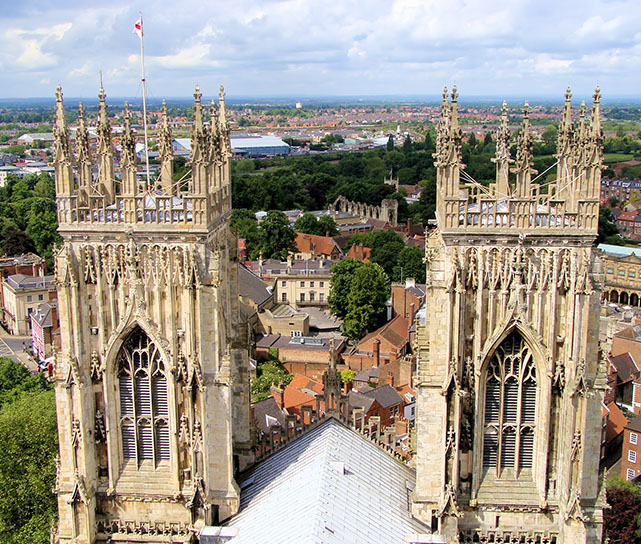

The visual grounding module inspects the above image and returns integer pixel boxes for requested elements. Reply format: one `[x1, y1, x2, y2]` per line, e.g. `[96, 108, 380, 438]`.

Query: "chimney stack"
[270, 385, 285, 409]
[373, 340, 381, 367]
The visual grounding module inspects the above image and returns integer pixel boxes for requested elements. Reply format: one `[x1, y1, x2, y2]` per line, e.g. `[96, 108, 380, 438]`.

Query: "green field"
[603, 153, 635, 164]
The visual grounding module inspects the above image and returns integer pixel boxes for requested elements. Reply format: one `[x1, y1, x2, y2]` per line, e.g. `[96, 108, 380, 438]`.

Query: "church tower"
[51, 85, 252, 543]
[412, 87, 606, 543]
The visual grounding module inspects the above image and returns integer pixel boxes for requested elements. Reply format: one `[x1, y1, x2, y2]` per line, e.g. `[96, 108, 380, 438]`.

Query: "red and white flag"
[133, 16, 143, 39]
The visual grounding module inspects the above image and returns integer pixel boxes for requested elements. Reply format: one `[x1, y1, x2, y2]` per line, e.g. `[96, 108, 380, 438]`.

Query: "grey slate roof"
[252, 396, 286, 434]
[224, 417, 431, 543]
[362, 384, 404, 409]
[238, 265, 272, 308]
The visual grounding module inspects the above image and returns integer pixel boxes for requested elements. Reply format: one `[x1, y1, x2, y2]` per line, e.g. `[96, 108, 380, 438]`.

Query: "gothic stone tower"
[412, 87, 606, 543]
[52, 85, 252, 543]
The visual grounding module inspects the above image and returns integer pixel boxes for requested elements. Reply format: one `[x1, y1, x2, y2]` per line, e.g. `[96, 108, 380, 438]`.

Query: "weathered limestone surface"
[51, 85, 252, 543]
[413, 87, 607, 543]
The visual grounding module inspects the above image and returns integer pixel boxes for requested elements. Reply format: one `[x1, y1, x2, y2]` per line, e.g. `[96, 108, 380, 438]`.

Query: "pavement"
[0, 325, 39, 373]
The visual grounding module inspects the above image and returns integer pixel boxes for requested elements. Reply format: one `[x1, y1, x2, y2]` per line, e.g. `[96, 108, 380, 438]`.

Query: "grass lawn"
[603, 153, 635, 163]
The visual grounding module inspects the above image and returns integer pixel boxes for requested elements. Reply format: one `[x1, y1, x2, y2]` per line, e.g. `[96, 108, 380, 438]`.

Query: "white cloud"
[0, 0, 639, 97]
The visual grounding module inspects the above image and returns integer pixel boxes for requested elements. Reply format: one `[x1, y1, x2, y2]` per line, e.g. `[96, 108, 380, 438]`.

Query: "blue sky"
[1, 0, 639, 100]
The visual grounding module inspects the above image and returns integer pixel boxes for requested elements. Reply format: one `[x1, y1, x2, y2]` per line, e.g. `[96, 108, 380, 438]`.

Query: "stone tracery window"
[482, 331, 536, 475]
[118, 327, 170, 466]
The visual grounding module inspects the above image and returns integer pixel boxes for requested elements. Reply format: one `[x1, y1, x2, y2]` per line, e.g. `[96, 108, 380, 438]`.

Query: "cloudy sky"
[1, 0, 639, 100]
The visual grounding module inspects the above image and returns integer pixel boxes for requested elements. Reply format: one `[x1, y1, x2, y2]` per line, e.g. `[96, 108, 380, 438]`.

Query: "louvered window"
[117, 327, 171, 467]
[482, 331, 537, 475]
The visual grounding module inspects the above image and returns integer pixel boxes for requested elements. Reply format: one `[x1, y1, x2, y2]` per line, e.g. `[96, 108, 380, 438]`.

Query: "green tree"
[393, 246, 426, 283]
[369, 230, 405, 277]
[386, 134, 394, 151]
[257, 210, 297, 260]
[317, 215, 339, 237]
[343, 263, 390, 340]
[235, 158, 256, 173]
[0, 356, 57, 544]
[2, 228, 36, 256]
[294, 213, 320, 234]
[340, 369, 356, 384]
[251, 360, 293, 401]
[0, 358, 49, 408]
[328, 258, 364, 318]
[605, 476, 641, 543]
[402, 135, 412, 154]
[598, 207, 620, 244]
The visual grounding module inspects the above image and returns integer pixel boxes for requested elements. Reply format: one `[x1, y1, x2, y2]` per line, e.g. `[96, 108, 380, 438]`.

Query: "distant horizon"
[2, 93, 640, 108]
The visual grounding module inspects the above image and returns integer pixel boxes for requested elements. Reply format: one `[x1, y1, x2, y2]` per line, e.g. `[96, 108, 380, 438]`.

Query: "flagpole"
[137, 13, 151, 190]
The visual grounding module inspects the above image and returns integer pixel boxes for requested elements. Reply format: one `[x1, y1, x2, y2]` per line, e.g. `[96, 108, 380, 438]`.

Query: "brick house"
[255, 333, 346, 381]
[621, 413, 641, 481]
[606, 352, 641, 410]
[348, 384, 404, 428]
[30, 301, 59, 361]
[342, 315, 410, 371]
[294, 233, 342, 261]
[346, 243, 371, 262]
[1, 273, 57, 335]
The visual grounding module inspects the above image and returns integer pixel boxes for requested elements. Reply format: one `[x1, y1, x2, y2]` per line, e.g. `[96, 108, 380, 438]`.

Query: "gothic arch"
[102, 320, 178, 481]
[478, 330, 537, 476]
[479, 320, 548, 376]
[474, 322, 550, 501]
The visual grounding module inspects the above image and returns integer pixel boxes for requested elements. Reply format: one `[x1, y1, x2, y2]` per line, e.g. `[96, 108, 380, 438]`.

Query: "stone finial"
[565, 86, 572, 103]
[493, 101, 512, 174]
[451, 84, 458, 103]
[76, 101, 92, 185]
[591, 85, 602, 136]
[514, 101, 535, 193]
[218, 85, 227, 128]
[442, 86, 448, 104]
[55, 85, 65, 129]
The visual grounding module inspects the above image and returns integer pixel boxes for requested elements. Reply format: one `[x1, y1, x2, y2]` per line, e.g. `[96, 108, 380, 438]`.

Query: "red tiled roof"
[295, 233, 341, 257]
[606, 401, 629, 442]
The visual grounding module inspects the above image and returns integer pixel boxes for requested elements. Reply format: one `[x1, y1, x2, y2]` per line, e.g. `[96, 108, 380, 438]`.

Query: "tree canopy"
[251, 359, 293, 402]
[0, 357, 57, 544]
[605, 476, 641, 543]
[328, 258, 365, 319]
[231, 209, 297, 260]
[343, 263, 390, 340]
[294, 213, 339, 237]
[0, 173, 60, 268]
[258, 210, 297, 260]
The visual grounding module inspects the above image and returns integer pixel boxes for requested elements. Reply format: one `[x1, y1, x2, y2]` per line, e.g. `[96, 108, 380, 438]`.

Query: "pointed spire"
[561, 86, 573, 133]
[158, 99, 174, 194]
[52, 85, 73, 196]
[120, 102, 138, 195]
[75, 101, 92, 191]
[492, 101, 512, 196]
[591, 85, 602, 137]
[218, 85, 229, 136]
[209, 99, 221, 166]
[190, 85, 209, 195]
[193, 84, 203, 131]
[96, 83, 115, 202]
[450, 84, 459, 132]
[514, 102, 535, 197]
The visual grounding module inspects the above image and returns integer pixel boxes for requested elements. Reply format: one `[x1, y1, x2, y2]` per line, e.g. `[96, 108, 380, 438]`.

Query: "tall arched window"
[118, 327, 170, 467]
[482, 331, 536, 475]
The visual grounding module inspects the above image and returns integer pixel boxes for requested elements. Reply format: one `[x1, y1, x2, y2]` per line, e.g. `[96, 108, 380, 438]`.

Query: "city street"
[0, 326, 38, 373]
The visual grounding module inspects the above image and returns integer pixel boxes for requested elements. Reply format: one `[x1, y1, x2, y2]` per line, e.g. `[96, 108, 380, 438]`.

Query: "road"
[0, 326, 39, 373]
